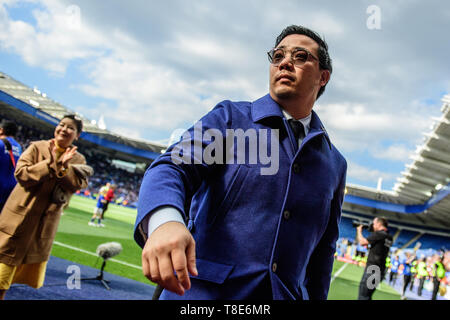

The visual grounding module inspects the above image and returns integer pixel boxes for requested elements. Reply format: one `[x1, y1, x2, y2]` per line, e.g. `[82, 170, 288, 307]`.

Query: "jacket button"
[293, 163, 300, 173]
[283, 210, 291, 220]
[272, 262, 277, 273]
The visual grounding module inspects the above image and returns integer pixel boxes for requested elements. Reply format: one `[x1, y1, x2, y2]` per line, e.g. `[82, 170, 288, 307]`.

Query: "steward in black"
[366, 230, 393, 273]
[356, 217, 392, 300]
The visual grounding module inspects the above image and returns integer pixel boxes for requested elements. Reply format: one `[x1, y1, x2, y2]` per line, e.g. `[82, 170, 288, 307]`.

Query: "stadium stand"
[0, 69, 449, 249]
[338, 216, 356, 240]
[339, 216, 448, 252]
[1, 70, 449, 301]
[0, 113, 144, 207]
[409, 233, 448, 252]
[394, 229, 423, 248]
[342, 92, 450, 233]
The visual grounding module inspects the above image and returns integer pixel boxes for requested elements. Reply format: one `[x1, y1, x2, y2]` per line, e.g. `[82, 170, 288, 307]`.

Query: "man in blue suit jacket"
[134, 25, 347, 300]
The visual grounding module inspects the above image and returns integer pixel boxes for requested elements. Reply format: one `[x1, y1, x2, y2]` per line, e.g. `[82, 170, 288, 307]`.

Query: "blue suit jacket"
[134, 94, 347, 300]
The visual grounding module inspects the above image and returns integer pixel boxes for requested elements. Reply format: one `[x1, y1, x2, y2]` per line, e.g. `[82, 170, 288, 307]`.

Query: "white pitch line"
[330, 262, 348, 283]
[53, 241, 142, 270]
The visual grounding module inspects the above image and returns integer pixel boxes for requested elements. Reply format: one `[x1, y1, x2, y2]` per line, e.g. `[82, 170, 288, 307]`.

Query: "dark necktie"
[288, 119, 305, 149]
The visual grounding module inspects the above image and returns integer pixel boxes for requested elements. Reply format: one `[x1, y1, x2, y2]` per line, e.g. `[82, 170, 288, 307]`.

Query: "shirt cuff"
[144, 206, 186, 236]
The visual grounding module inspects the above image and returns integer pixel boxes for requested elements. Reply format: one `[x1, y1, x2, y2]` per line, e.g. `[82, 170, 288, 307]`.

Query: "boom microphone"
[96, 242, 122, 260]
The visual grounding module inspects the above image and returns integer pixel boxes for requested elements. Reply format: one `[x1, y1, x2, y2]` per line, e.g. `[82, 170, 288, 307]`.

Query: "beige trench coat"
[0, 140, 88, 266]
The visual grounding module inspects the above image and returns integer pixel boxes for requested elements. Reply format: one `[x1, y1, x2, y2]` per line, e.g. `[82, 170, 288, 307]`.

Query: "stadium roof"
[0, 71, 166, 162]
[343, 95, 450, 233]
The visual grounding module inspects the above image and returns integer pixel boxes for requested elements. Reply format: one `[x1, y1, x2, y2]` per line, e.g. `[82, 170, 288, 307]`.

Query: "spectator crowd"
[2, 116, 145, 208]
[335, 237, 450, 300]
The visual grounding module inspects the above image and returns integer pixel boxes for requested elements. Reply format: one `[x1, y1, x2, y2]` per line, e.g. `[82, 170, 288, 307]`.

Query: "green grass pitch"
[52, 195, 401, 300]
[51, 194, 151, 285]
[328, 260, 400, 300]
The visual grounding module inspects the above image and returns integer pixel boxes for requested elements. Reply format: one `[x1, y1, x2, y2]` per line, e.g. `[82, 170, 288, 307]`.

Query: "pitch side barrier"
[0, 90, 160, 160]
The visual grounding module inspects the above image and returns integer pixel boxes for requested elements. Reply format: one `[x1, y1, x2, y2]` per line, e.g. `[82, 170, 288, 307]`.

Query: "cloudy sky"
[0, 0, 449, 190]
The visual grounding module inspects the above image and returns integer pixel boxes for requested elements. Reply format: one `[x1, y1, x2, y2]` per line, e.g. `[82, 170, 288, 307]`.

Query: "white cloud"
[370, 144, 413, 162]
[108, 125, 141, 140]
[76, 54, 212, 130]
[315, 102, 434, 153]
[308, 11, 345, 36]
[0, 0, 106, 73]
[0, 0, 448, 191]
[347, 161, 397, 184]
[0, 0, 20, 7]
[0, 0, 271, 135]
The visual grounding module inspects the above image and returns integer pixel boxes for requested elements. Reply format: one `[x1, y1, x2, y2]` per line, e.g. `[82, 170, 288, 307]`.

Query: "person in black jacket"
[356, 217, 393, 300]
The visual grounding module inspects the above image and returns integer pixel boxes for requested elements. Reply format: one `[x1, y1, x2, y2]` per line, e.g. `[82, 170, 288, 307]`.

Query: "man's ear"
[320, 70, 330, 87]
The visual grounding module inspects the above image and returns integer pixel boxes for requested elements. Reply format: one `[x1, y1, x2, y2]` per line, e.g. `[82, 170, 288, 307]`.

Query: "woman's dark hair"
[62, 114, 83, 133]
[274, 25, 332, 99]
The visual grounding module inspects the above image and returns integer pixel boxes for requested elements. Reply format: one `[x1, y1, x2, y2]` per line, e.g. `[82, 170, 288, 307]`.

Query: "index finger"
[69, 146, 78, 154]
[171, 248, 191, 291]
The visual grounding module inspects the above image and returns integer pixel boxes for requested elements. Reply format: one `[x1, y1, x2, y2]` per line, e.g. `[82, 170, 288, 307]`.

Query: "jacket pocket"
[0, 205, 27, 235]
[191, 258, 234, 284]
[210, 165, 249, 226]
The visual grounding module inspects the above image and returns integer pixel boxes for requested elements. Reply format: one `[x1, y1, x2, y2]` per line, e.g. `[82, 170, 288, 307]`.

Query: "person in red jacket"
[100, 184, 116, 223]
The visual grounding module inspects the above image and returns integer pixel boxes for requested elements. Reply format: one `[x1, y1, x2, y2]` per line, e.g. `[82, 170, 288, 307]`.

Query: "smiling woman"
[54, 115, 83, 149]
[0, 114, 93, 300]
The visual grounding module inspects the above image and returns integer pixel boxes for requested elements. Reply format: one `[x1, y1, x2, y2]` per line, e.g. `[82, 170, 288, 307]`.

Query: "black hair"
[376, 216, 389, 228]
[0, 120, 18, 136]
[274, 25, 332, 99]
[62, 114, 83, 133]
